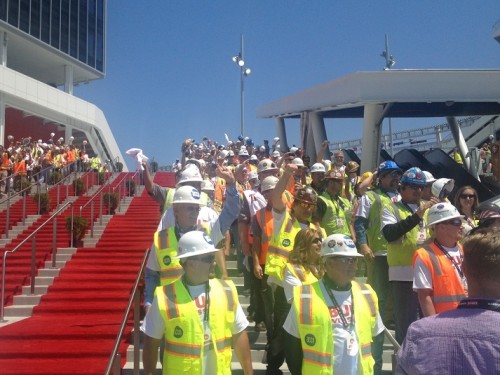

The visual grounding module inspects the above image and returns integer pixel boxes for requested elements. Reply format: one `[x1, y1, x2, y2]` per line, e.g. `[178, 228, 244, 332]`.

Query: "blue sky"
[75, 1, 500, 170]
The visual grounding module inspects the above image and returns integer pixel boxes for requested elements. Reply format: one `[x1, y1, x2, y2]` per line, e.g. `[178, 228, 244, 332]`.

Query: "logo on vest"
[305, 334, 316, 346]
[163, 255, 172, 266]
[282, 239, 291, 247]
[174, 326, 183, 338]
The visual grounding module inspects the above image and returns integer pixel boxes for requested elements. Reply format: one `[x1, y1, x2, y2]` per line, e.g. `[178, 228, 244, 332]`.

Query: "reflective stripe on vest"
[255, 207, 273, 265]
[413, 242, 466, 313]
[154, 227, 183, 285]
[294, 281, 377, 374]
[158, 278, 237, 375]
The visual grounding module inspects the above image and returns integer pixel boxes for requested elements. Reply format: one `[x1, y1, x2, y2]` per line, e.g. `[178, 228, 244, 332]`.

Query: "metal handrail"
[383, 327, 400, 375]
[104, 247, 150, 375]
[1, 200, 73, 322]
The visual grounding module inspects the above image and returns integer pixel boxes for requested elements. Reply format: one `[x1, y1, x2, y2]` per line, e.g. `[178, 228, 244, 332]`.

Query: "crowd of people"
[0, 134, 105, 197]
[140, 135, 500, 375]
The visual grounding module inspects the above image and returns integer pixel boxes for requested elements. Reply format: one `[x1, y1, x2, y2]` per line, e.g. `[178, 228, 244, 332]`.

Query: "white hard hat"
[218, 150, 228, 159]
[261, 176, 279, 192]
[228, 150, 234, 157]
[273, 137, 280, 144]
[175, 231, 219, 259]
[239, 147, 249, 156]
[176, 166, 203, 187]
[431, 178, 455, 200]
[310, 163, 326, 173]
[200, 180, 215, 192]
[173, 186, 201, 205]
[272, 150, 280, 158]
[248, 170, 258, 181]
[250, 154, 258, 161]
[257, 159, 278, 174]
[320, 234, 363, 258]
[423, 171, 436, 184]
[291, 157, 304, 167]
[290, 146, 298, 154]
[426, 202, 463, 227]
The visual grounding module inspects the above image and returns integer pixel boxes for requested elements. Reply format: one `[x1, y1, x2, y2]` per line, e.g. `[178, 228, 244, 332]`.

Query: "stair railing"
[104, 247, 150, 375]
[0, 163, 70, 238]
[383, 328, 400, 374]
[0, 200, 74, 322]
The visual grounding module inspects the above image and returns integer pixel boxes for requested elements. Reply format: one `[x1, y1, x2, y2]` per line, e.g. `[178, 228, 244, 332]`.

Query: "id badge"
[336, 217, 344, 229]
[416, 227, 427, 245]
[347, 332, 358, 356]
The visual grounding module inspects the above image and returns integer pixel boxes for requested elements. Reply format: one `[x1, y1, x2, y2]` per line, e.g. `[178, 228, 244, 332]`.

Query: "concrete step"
[44, 260, 66, 268]
[12, 294, 42, 305]
[37, 268, 60, 277]
[22, 285, 49, 295]
[3, 305, 34, 317]
[57, 247, 78, 255]
[34, 276, 55, 286]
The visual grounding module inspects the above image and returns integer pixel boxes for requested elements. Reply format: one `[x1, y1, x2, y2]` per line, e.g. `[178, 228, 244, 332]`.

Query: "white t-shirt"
[142, 283, 248, 375]
[283, 266, 302, 303]
[283, 281, 384, 375]
[356, 190, 400, 256]
[413, 245, 465, 290]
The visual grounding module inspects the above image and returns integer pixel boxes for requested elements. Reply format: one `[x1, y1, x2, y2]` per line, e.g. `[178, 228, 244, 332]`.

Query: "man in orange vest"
[412, 202, 467, 316]
[0, 146, 12, 195]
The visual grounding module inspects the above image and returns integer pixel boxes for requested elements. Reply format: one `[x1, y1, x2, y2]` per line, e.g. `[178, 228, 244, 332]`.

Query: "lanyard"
[322, 279, 354, 331]
[458, 299, 500, 312]
[182, 276, 210, 324]
[433, 240, 464, 280]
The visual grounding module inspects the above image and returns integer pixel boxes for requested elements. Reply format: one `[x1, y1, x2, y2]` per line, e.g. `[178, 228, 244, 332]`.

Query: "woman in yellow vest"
[142, 231, 253, 375]
[283, 228, 324, 302]
[283, 233, 384, 375]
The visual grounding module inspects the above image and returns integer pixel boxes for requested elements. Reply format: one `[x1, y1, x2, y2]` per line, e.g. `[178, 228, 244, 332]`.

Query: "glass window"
[40, 0, 50, 44]
[30, 0, 41, 38]
[60, 0, 69, 53]
[0, 0, 7, 21]
[69, 0, 78, 58]
[96, 0, 104, 72]
[19, 0, 29, 32]
[78, 0, 88, 63]
[8, 0, 19, 27]
[50, 0, 60, 48]
[87, 0, 96, 68]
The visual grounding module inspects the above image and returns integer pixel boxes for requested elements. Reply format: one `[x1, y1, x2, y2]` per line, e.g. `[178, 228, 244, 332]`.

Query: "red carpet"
[0, 172, 174, 374]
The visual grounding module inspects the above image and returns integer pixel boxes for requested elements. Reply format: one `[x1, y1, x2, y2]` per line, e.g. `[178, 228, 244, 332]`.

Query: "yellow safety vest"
[154, 227, 183, 286]
[365, 189, 395, 252]
[318, 192, 352, 236]
[157, 278, 237, 374]
[154, 223, 212, 286]
[293, 281, 378, 375]
[285, 262, 318, 286]
[162, 188, 176, 214]
[266, 211, 324, 281]
[386, 201, 427, 268]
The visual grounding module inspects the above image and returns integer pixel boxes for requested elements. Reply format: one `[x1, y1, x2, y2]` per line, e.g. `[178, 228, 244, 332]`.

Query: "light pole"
[232, 34, 251, 137]
[381, 33, 396, 156]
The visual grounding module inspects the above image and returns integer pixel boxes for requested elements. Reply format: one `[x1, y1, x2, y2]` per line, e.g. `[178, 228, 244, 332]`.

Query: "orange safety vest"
[412, 241, 466, 313]
[13, 160, 27, 176]
[1, 154, 11, 170]
[255, 206, 273, 265]
[214, 177, 226, 213]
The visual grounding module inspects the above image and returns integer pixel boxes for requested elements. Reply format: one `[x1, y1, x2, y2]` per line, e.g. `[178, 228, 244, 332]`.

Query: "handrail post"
[57, 184, 60, 206]
[70, 205, 74, 248]
[100, 192, 103, 225]
[91, 201, 94, 238]
[30, 236, 36, 295]
[112, 354, 121, 375]
[51, 217, 57, 268]
[22, 192, 26, 225]
[133, 291, 141, 374]
[5, 193, 10, 239]
[1, 252, 7, 322]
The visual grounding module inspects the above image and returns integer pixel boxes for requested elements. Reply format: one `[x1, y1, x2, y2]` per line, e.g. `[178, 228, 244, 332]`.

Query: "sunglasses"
[333, 257, 358, 264]
[297, 201, 315, 209]
[442, 218, 463, 227]
[191, 255, 215, 264]
[460, 194, 475, 199]
[312, 238, 322, 244]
